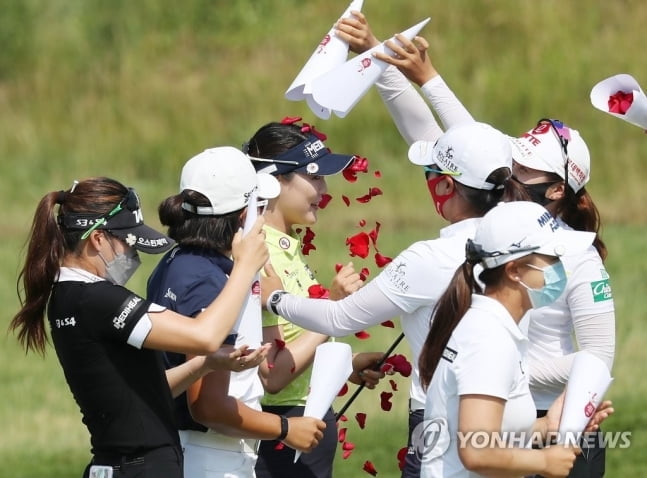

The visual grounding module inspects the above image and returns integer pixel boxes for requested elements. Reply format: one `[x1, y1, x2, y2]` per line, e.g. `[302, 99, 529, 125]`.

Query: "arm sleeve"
[419, 75, 475, 130]
[528, 310, 615, 390]
[375, 65, 444, 144]
[275, 278, 405, 336]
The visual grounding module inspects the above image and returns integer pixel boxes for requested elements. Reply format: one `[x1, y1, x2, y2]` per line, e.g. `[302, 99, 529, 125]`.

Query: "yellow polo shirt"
[261, 225, 321, 406]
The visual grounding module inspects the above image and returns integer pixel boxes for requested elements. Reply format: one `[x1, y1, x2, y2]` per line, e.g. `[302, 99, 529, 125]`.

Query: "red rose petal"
[268, 362, 275, 369]
[342, 195, 350, 206]
[338, 414, 348, 422]
[384, 354, 412, 377]
[359, 219, 366, 227]
[354, 330, 371, 340]
[342, 449, 353, 459]
[346, 232, 370, 258]
[290, 366, 296, 374]
[302, 242, 316, 256]
[368, 222, 381, 247]
[281, 116, 302, 125]
[338, 383, 349, 397]
[374, 170, 382, 178]
[608, 90, 634, 114]
[356, 193, 372, 203]
[355, 412, 367, 429]
[342, 441, 355, 451]
[380, 363, 394, 374]
[389, 379, 398, 391]
[363, 460, 378, 476]
[274, 339, 286, 350]
[303, 227, 316, 243]
[275, 441, 285, 450]
[397, 446, 408, 470]
[318, 193, 333, 209]
[380, 391, 393, 411]
[308, 284, 330, 299]
[381, 320, 395, 328]
[338, 427, 347, 443]
[295, 227, 302, 234]
[335, 263, 344, 273]
[375, 252, 393, 268]
[360, 267, 370, 277]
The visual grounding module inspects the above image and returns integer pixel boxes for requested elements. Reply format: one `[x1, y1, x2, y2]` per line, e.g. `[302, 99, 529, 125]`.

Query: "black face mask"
[512, 176, 555, 206]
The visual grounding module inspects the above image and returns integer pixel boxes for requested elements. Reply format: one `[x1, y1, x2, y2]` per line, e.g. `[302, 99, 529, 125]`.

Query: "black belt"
[92, 444, 178, 469]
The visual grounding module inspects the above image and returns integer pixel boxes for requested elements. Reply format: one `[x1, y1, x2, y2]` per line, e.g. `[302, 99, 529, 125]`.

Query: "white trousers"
[179, 429, 259, 478]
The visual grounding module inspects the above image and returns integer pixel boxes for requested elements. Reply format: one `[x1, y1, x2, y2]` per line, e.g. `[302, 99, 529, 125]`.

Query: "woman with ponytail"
[418, 201, 611, 478]
[10, 177, 270, 478]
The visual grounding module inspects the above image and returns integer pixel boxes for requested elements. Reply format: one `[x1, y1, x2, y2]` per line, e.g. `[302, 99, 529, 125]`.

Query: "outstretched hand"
[205, 343, 271, 372]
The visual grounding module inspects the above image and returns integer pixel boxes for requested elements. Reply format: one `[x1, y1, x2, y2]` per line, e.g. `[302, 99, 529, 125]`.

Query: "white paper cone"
[285, 0, 364, 104]
[557, 351, 613, 444]
[309, 17, 431, 118]
[294, 342, 353, 462]
[590, 73, 647, 129]
[232, 191, 262, 342]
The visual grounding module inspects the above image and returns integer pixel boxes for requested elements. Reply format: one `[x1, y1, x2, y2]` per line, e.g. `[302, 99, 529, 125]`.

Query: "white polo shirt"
[374, 218, 480, 410]
[421, 295, 535, 478]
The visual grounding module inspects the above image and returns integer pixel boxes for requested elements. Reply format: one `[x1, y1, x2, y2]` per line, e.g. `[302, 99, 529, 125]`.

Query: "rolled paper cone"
[590, 73, 647, 129]
[285, 0, 364, 105]
[232, 190, 262, 343]
[557, 351, 613, 444]
[294, 342, 353, 462]
[309, 17, 431, 118]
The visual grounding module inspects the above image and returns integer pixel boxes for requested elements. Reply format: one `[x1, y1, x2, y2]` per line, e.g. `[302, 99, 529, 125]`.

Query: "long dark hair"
[10, 177, 128, 354]
[418, 262, 507, 389]
[158, 190, 242, 253]
[556, 186, 607, 260]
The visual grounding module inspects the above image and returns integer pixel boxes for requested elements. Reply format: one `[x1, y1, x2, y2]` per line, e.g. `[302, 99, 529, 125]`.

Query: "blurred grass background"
[1, 0, 646, 476]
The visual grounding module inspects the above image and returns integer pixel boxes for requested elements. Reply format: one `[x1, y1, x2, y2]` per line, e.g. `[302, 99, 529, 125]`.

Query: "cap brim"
[256, 172, 281, 199]
[295, 152, 355, 176]
[408, 140, 435, 166]
[111, 224, 175, 254]
[536, 229, 595, 257]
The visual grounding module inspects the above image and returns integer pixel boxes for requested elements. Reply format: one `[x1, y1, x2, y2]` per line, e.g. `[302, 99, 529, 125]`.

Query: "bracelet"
[277, 414, 289, 441]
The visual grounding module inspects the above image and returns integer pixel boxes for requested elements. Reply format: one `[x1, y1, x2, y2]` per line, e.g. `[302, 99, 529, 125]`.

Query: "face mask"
[513, 176, 556, 206]
[99, 236, 141, 286]
[426, 175, 455, 218]
[519, 261, 567, 308]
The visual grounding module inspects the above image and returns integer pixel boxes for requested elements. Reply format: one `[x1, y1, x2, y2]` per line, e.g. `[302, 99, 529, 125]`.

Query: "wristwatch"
[267, 290, 287, 315]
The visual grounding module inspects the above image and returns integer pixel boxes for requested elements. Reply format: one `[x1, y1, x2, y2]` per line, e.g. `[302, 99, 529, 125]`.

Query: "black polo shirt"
[48, 272, 179, 456]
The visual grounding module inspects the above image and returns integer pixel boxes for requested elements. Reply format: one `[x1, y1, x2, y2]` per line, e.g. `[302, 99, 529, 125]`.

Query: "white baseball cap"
[180, 147, 280, 215]
[468, 201, 595, 269]
[509, 119, 591, 192]
[408, 121, 512, 190]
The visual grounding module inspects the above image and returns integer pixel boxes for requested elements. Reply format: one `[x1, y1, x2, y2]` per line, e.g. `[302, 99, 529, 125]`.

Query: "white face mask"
[99, 235, 141, 286]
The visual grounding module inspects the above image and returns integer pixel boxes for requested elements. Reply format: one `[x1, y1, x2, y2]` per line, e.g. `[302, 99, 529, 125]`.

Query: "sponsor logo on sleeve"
[591, 279, 613, 302]
[113, 296, 143, 329]
[442, 346, 458, 363]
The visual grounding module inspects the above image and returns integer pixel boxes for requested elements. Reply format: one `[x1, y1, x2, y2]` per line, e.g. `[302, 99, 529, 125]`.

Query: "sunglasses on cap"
[536, 118, 572, 190]
[80, 188, 140, 240]
[465, 238, 540, 266]
[423, 165, 462, 180]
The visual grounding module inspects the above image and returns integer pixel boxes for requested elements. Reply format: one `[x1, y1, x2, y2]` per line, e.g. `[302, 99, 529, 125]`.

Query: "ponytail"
[419, 261, 479, 389]
[10, 177, 128, 354]
[555, 187, 607, 261]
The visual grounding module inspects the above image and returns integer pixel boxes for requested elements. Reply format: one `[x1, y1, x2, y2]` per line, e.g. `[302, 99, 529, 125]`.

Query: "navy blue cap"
[249, 134, 355, 176]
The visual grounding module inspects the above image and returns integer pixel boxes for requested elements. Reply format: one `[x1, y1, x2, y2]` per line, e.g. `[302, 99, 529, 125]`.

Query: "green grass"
[2, 0, 647, 476]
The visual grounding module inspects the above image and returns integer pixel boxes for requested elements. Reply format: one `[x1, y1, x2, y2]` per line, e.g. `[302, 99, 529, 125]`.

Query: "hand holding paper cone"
[294, 342, 353, 462]
[309, 17, 431, 118]
[557, 351, 613, 444]
[590, 73, 647, 130]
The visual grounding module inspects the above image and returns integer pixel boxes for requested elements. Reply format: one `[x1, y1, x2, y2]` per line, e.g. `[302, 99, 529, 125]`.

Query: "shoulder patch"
[442, 346, 458, 363]
[590, 279, 613, 302]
